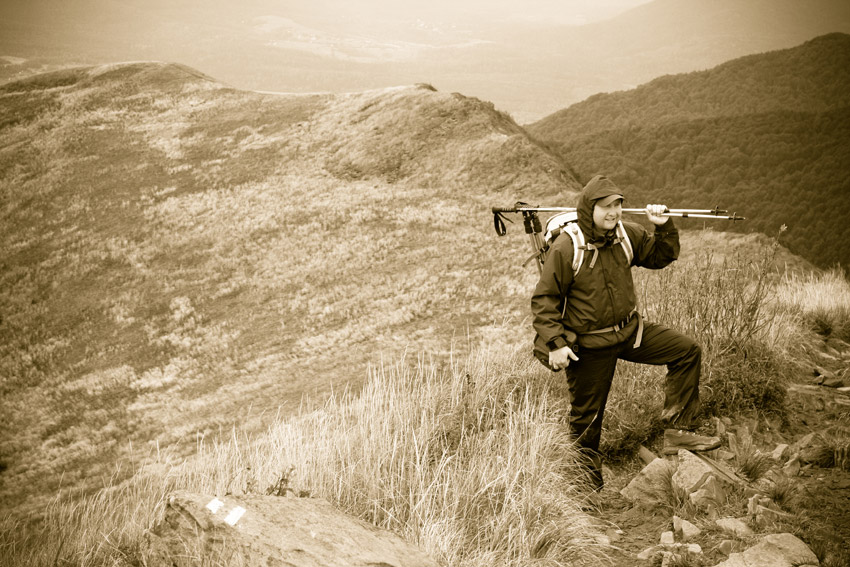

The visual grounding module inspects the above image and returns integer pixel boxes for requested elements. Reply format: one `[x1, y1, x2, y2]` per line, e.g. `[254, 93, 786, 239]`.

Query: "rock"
[660, 530, 675, 545]
[783, 455, 801, 477]
[771, 444, 790, 462]
[672, 450, 715, 494]
[711, 533, 819, 567]
[752, 505, 796, 528]
[638, 445, 658, 465]
[144, 491, 439, 567]
[719, 540, 734, 555]
[813, 365, 837, 381]
[620, 457, 674, 504]
[689, 475, 727, 513]
[822, 376, 846, 388]
[791, 433, 817, 454]
[715, 449, 736, 461]
[714, 517, 753, 538]
[637, 546, 659, 561]
[673, 516, 701, 542]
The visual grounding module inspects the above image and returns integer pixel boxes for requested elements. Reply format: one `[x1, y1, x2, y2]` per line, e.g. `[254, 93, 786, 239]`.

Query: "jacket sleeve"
[630, 218, 680, 269]
[531, 239, 578, 349]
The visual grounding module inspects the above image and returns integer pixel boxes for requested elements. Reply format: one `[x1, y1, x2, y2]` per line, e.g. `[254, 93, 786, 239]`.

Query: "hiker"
[531, 175, 719, 491]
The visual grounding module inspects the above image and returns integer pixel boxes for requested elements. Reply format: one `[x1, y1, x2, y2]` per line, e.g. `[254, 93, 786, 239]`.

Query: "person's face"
[592, 199, 622, 230]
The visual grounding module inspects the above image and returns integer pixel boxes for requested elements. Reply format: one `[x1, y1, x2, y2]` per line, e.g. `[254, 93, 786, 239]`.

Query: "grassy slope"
[0, 62, 578, 516]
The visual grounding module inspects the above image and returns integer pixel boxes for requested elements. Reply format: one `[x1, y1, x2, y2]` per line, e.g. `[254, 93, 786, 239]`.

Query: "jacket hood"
[577, 175, 624, 242]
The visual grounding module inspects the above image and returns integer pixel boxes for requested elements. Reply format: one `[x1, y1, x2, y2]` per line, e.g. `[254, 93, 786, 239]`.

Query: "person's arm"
[531, 239, 579, 369]
[630, 204, 680, 269]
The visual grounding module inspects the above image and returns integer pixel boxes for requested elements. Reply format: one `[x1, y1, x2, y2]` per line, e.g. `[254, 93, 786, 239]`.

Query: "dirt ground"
[587, 337, 850, 567]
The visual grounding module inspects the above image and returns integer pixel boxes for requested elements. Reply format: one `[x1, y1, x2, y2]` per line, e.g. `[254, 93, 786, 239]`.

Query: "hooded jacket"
[531, 177, 679, 360]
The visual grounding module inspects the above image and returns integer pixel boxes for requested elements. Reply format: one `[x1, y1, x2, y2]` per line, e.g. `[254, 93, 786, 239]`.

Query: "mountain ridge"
[527, 33, 850, 137]
[0, 60, 575, 515]
[3, 0, 850, 122]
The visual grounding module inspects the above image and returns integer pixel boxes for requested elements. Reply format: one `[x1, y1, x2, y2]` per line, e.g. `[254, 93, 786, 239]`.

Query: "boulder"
[714, 517, 753, 539]
[711, 533, 819, 567]
[672, 450, 714, 494]
[620, 457, 674, 504]
[144, 491, 439, 567]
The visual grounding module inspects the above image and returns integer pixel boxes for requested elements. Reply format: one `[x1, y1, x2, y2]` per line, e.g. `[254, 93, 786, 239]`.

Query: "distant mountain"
[0, 62, 576, 515]
[526, 33, 850, 270]
[2, 0, 849, 122]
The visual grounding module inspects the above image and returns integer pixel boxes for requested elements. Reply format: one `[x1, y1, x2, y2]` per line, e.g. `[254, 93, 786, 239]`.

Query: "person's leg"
[620, 322, 719, 454]
[620, 321, 702, 428]
[565, 346, 619, 490]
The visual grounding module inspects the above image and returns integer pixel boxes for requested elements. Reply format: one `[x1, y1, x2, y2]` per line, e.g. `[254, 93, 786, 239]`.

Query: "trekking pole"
[492, 205, 745, 235]
[491, 202, 745, 272]
[492, 205, 745, 220]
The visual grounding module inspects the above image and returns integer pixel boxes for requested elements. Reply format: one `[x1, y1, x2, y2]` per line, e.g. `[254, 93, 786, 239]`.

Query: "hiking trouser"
[564, 321, 702, 485]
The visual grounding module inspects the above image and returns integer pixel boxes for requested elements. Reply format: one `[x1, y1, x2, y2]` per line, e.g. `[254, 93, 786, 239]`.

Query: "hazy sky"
[303, 0, 654, 26]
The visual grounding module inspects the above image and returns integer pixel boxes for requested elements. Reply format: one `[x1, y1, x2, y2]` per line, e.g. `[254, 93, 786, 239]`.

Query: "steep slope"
[0, 62, 577, 515]
[526, 34, 850, 269]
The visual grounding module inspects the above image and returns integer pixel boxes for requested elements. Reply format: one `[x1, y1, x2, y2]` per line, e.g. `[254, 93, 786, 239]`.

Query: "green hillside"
[0, 62, 578, 516]
[526, 34, 850, 269]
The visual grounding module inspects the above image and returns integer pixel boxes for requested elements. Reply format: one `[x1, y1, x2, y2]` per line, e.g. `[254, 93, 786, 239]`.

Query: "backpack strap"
[614, 221, 634, 265]
[544, 219, 631, 276]
[564, 223, 586, 276]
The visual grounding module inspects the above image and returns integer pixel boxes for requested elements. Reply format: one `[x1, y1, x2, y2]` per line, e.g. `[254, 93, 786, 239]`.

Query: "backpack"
[542, 211, 633, 276]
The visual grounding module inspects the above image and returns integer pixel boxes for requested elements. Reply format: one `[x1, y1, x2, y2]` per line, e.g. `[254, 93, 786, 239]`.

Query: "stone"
[712, 533, 819, 567]
[791, 433, 817, 453]
[689, 475, 727, 512]
[636, 546, 658, 561]
[620, 457, 674, 504]
[752, 505, 796, 528]
[672, 450, 714, 494]
[719, 539, 734, 555]
[660, 530, 675, 545]
[673, 515, 701, 542]
[144, 491, 439, 567]
[638, 445, 658, 465]
[714, 517, 753, 538]
[782, 455, 801, 477]
[822, 376, 846, 388]
[771, 444, 790, 462]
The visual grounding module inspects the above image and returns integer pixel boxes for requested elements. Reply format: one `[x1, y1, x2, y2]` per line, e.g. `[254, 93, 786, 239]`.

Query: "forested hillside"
[527, 33, 850, 269]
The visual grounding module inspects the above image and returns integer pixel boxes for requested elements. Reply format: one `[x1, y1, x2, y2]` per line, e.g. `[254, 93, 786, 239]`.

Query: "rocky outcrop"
[713, 533, 819, 567]
[144, 491, 439, 567]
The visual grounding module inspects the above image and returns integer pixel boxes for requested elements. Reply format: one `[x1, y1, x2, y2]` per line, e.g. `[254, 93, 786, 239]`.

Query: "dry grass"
[1, 349, 611, 567]
[0, 62, 566, 518]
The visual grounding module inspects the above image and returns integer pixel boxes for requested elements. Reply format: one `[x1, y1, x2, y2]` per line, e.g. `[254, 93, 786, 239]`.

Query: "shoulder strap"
[616, 221, 633, 265]
[565, 223, 585, 277]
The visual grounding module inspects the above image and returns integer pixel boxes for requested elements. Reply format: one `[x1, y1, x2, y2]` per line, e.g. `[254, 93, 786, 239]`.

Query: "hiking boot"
[662, 429, 721, 455]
